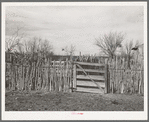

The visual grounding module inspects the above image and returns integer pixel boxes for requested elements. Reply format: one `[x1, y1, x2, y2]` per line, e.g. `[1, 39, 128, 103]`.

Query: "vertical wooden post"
[73, 63, 77, 92]
[69, 61, 72, 92]
[15, 65, 17, 90]
[139, 64, 143, 94]
[115, 56, 117, 91]
[141, 70, 144, 95]
[24, 66, 26, 91]
[105, 59, 110, 93]
[79, 52, 81, 57]
[111, 59, 114, 93]
[112, 82, 114, 94]
[67, 60, 69, 92]
[19, 64, 23, 91]
[35, 65, 37, 91]
[49, 58, 52, 91]
[22, 65, 25, 91]
[9, 63, 11, 90]
[58, 60, 61, 91]
[53, 60, 56, 91]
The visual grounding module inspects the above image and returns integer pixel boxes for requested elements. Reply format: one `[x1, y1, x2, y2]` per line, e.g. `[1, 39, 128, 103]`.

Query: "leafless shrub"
[5, 26, 24, 52]
[121, 40, 141, 68]
[95, 31, 125, 59]
[63, 44, 76, 56]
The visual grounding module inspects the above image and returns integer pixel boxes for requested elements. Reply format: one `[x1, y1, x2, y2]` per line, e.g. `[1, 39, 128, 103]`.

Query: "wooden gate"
[73, 60, 110, 94]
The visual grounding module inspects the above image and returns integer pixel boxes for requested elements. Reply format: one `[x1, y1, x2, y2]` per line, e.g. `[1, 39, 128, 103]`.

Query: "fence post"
[22, 65, 25, 91]
[53, 60, 57, 91]
[139, 64, 143, 94]
[105, 59, 110, 93]
[69, 60, 73, 92]
[73, 63, 77, 92]
[65, 58, 68, 92]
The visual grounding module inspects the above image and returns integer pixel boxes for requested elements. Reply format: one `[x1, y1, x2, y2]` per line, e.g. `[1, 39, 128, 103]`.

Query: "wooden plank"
[76, 69, 105, 73]
[74, 61, 105, 67]
[52, 61, 65, 63]
[52, 65, 65, 67]
[77, 75, 105, 81]
[76, 87, 104, 94]
[77, 80, 105, 88]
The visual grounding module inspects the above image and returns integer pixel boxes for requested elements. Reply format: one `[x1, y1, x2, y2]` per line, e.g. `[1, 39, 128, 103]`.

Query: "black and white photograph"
[2, 2, 147, 120]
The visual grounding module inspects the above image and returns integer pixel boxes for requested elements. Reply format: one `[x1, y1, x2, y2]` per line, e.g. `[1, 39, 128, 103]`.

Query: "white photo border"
[1, 2, 148, 120]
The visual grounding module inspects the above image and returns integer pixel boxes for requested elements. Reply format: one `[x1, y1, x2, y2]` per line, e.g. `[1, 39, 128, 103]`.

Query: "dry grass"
[5, 91, 143, 111]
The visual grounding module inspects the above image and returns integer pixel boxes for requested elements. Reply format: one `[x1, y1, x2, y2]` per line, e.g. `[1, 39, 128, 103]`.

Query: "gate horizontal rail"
[74, 61, 105, 67]
[77, 75, 105, 81]
[76, 69, 105, 73]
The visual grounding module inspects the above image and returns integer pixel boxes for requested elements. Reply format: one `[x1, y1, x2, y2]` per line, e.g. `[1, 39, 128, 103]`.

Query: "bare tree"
[5, 26, 24, 52]
[39, 39, 53, 55]
[121, 40, 141, 68]
[24, 37, 40, 54]
[121, 40, 133, 58]
[62, 44, 76, 61]
[121, 40, 134, 68]
[63, 44, 76, 56]
[63, 44, 76, 59]
[24, 37, 54, 59]
[95, 31, 125, 59]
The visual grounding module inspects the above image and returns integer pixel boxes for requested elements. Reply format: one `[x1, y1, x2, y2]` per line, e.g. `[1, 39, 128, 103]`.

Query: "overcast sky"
[5, 6, 144, 55]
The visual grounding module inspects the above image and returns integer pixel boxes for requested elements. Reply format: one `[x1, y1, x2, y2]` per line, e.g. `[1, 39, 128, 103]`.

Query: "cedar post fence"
[5, 52, 144, 95]
[5, 59, 73, 93]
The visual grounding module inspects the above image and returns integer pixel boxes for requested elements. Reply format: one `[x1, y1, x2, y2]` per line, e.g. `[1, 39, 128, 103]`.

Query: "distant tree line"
[5, 26, 143, 68]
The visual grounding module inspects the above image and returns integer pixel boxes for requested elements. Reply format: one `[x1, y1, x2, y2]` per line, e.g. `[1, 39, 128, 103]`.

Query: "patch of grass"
[5, 91, 144, 111]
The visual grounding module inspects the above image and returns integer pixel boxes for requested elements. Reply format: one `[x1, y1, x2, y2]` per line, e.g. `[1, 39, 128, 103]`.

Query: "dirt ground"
[5, 91, 144, 111]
